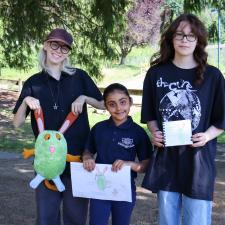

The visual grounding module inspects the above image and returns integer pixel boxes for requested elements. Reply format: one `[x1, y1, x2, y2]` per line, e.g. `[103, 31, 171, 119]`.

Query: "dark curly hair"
[151, 13, 208, 85]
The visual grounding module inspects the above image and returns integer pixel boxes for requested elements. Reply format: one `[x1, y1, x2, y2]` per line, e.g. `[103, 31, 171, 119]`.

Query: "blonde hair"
[38, 48, 75, 75]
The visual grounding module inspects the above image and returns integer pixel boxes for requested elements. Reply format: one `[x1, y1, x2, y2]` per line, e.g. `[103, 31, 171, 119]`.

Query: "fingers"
[83, 159, 95, 172]
[152, 139, 164, 148]
[71, 102, 83, 115]
[191, 132, 209, 147]
[71, 96, 86, 115]
[24, 97, 40, 110]
[112, 160, 125, 172]
[152, 131, 164, 148]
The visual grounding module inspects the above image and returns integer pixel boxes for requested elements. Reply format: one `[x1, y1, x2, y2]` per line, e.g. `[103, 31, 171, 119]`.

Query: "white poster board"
[70, 162, 132, 202]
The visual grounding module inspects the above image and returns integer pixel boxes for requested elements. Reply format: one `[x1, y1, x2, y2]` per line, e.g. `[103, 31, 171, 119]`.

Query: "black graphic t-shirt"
[141, 62, 225, 200]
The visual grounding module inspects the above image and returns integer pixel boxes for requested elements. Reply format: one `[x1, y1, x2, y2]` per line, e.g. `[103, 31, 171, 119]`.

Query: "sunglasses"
[49, 41, 70, 54]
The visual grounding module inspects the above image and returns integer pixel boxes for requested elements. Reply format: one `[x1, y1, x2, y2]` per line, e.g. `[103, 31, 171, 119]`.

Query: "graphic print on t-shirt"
[157, 77, 201, 130]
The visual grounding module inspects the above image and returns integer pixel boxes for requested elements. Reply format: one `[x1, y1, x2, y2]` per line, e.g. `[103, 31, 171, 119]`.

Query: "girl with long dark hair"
[142, 14, 225, 225]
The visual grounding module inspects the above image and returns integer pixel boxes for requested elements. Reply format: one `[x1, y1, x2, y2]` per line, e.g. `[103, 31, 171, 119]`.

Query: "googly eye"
[56, 133, 61, 140]
[44, 134, 51, 140]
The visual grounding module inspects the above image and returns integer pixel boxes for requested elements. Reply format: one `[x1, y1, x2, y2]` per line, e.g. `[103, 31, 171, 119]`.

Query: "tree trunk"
[119, 50, 129, 65]
[120, 56, 126, 65]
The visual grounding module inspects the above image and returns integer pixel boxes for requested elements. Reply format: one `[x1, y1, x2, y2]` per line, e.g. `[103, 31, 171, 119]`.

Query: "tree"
[161, 0, 183, 28]
[159, 0, 225, 44]
[117, 0, 164, 65]
[183, 0, 225, 13]
[182, 0, 225, 44]
[0, 0, 129, 79]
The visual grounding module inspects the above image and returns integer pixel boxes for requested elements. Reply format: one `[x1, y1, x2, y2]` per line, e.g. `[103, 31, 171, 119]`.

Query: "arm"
[191, 125, 224, 147]
[82, 150, 96, 172]
[112, 159, 150, 173]
[85, 96, 105, 109]
[147, 120, 164, 148]
[71, 95, 105, 115]
[13, 96, 40, 128]
[13, 99, 28, 128]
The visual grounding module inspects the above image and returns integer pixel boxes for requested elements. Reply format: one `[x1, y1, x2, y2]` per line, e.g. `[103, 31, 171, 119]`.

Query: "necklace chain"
[47, 76, 60, 110]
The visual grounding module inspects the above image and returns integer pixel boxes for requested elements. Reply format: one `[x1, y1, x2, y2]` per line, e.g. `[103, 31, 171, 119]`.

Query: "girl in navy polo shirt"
[141, 14, 225, 225]
[13, 28, 104, 225]
[83, 83, 152, 225]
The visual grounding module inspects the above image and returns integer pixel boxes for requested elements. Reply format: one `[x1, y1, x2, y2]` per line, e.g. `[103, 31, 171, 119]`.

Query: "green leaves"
[183, 0, 225, 12]
[0, 0, 129, 78]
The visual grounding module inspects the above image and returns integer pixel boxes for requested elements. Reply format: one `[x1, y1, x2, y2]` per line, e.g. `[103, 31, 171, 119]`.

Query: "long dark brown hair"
[151, 14, 208, 84]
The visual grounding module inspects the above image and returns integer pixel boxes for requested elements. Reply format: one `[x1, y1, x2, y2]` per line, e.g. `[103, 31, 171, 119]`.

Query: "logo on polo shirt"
[118, 138, 134, 149]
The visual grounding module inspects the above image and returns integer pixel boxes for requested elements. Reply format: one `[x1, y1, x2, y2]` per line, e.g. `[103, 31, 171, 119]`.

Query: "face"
[44, 41, 70, 66]
[105, 91, 132, 126]
[173, 21, 197, 58]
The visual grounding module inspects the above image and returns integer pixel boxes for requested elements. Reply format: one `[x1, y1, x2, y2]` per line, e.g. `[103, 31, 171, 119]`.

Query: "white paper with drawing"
[163, 119, 193, 147]
[70, 162, 132, 202]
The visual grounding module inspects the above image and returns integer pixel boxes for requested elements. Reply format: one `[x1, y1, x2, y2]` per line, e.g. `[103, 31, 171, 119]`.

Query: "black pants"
[35, 177, 89, 225]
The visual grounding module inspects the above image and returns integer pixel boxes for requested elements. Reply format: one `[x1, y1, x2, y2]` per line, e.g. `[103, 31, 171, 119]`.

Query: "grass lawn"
[0, 107, 35, 152]
[1, 45, 224, 84]
[0, 105, 149, 153]
[0, 105, 224, 153]
[0, 45, 225, 152]
[218, 133, 225, 144]
[0, 67, 39, 81]
[99, 64, 141, 86]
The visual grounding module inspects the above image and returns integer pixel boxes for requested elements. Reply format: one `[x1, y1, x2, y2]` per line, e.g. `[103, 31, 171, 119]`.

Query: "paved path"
[0, 145, 225, 225]
[0, 90, 224, 225]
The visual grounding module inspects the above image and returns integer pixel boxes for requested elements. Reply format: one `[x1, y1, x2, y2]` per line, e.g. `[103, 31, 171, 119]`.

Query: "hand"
[151, 130, 164, 148]
[83, 158, 95, 172]
[23, 96, 40, 110]
[71, 95, 86, 115]
[112, 159, 126, 172]
[191, 132, 209, 147]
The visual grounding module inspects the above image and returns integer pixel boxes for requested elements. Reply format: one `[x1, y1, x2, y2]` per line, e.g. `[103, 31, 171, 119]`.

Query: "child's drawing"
[71, 163, 132, 202]
[95, 166, 108, 191]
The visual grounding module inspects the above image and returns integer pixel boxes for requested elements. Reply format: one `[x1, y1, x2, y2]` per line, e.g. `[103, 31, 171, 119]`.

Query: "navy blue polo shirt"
[13, 68, 103, 176]
[85, 116, 152, 179]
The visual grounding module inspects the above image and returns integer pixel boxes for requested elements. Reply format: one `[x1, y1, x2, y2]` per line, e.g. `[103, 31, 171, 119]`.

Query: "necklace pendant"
[53, 103, 58, 110]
